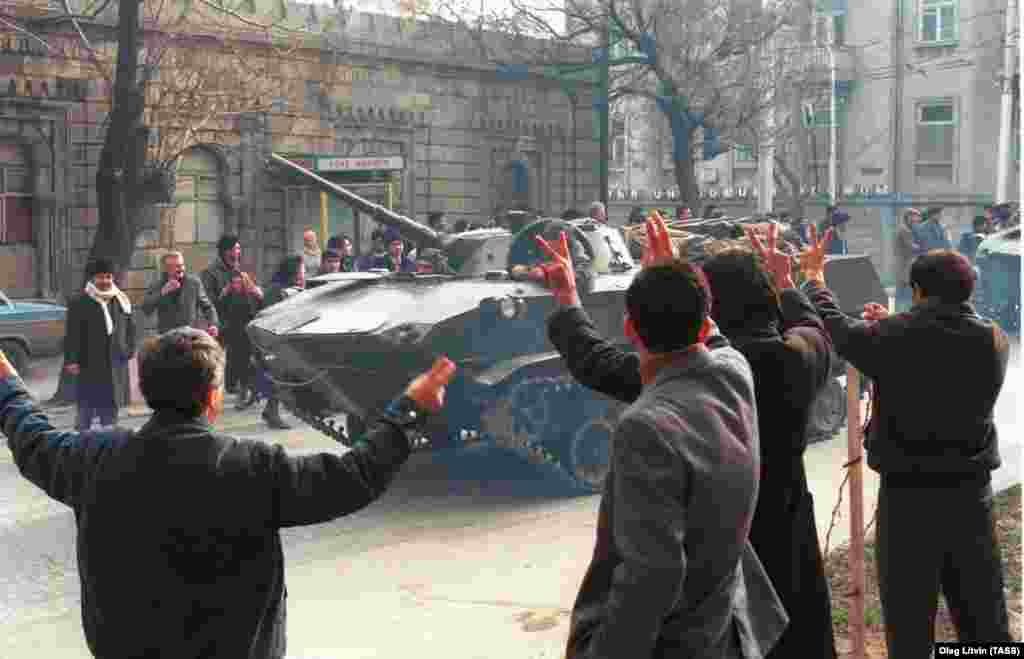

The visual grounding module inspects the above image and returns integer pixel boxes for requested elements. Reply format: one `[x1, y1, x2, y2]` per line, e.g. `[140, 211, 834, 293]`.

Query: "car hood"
[5, 301, 66, 317]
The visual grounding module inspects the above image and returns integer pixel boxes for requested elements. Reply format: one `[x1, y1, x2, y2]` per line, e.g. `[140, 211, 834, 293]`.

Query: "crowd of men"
[6, 198, 1015, 658]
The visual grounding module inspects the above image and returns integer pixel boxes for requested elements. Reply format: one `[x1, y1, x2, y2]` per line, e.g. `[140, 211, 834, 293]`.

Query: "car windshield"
[0, 291, 10, 306]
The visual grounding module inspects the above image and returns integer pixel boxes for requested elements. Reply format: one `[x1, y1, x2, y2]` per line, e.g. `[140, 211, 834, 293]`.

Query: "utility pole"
[996, 0, 1018, 203]
[890, 0, 904, 196]
[757, 6, 776, 214]
[598, 20, 610, 209]
[828, 14, 838, 205]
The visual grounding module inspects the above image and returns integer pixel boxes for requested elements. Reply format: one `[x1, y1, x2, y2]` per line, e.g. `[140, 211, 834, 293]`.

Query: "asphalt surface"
[1, 342, 1020, 658]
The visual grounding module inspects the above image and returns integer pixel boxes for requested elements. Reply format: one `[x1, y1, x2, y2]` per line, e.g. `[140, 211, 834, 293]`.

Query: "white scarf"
[85, 281, 132, 336]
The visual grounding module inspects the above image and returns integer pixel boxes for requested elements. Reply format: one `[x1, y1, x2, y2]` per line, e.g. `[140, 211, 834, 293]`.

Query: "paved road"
[1, 343, 1020, 658]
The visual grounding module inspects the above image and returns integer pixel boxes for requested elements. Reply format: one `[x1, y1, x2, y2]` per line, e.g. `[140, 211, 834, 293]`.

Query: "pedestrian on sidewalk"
[141, 251, 219, 336]
[201, 235, 263, 396]
[801, 235, 1012, 657]
[895, 209, 924, 312]
[64, 258, 137, 430]
[533, 221, 788, 659]
[221, 272, 262, 410]
[0, 330, 455, 659]
[259, 255, 306, 429]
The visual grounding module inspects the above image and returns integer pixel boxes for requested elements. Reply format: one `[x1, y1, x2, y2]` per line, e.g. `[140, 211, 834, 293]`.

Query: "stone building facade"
[0, 5, 600, 310]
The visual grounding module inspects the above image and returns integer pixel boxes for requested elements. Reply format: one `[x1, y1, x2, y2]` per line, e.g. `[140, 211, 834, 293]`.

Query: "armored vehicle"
[248, 155, 884, 492]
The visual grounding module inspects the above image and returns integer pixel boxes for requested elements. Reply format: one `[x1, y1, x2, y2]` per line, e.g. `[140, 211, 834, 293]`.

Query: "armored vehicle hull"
[249, 157, 887, 491]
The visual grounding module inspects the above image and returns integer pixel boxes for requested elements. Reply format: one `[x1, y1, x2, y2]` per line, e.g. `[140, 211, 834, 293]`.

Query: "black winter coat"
[805, 280, 1007, 487]
[64, 293, 136, 409]
[0, 373, 423, 659]
[547, 288, 837, 659]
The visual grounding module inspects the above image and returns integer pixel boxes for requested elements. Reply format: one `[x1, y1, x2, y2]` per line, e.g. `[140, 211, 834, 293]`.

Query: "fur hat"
[87, 257, 116, 277]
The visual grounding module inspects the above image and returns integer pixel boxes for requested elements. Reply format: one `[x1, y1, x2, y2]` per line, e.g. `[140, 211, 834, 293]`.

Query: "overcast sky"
[343, 0, 567, 31]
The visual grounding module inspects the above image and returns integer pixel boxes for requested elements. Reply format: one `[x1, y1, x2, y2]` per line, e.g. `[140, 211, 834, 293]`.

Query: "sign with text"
[317, 156, 405, 172]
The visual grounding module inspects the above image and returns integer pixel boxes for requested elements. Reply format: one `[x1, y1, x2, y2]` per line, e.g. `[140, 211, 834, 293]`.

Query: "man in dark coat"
[539, 220, 836, 658]
[201, 235, 264, 395]
[141, 251, 219, 335]
[0, 328, 456, 659]
[64, 258, 137, 430]
[802, 239, 1012, 656]
[533, 224, 788, 659]
[895, 209, 924, 312]
[221, 272, 262, 409]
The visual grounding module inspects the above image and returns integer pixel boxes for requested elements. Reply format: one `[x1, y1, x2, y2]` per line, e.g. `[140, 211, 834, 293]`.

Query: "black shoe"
[226, 384, 238, 395]
[263, 411, 291, 430]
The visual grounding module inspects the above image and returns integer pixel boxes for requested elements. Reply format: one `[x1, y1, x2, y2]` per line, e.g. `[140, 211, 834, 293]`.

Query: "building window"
[919, 0, 957, 44]
[0, 142, 32, 245]
[735, 144, 755, 162]
[915, 99, 955, 182]
[611, 118, 626, 170]
[174, 148, 224, 245]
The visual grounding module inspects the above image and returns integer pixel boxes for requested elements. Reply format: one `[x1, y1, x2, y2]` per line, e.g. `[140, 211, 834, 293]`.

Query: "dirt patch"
[826, 484, 1022, 657]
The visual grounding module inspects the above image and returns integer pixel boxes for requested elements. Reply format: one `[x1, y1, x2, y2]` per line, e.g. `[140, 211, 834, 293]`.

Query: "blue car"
[0, 289, 67, 374]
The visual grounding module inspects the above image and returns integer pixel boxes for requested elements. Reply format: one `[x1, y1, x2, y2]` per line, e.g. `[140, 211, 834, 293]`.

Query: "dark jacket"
[199, 258, 237, 320]
[358, 253, 416, 273]
[64, 293, 137, 409]
[141, 273, 219, 333]
[804, 281, 1007, 486]
[221, 289, 262, 338]
[895, 223, 922, 283]
[0, 373, 424, 659]
[547, 307, 788, 659]
[550, 291, 836, 658]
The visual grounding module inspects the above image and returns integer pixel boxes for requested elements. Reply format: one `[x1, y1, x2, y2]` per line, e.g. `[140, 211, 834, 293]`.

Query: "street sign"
[317, 156, 405, 172]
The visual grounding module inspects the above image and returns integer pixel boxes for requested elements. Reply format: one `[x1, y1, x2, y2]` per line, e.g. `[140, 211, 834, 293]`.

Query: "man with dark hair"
[917, 206, 952, 251]
[319, 248, 343, 275]
[64, 258, 137, 430]
[426, 211, 446, 232]
[142, 252, 219, 336]
[0, 329, 456, 658]
[803, 240, 1012, 656]
[201, 235, 262, 395]
[534, 225, 788, 658]
[895, 209, 924, 312]
[326, 234, 358, 272]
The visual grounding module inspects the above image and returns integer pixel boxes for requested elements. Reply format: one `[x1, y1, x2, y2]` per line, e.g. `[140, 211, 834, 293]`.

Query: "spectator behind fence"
[0, 330, 455, 659]
[532, 222, 788, 658]
[917, 206, 952, 251]
[64, 258, 137, 430]
[141, 251, 219, 336]
[802, 242, 1012, 657]
[958, 216, 989, 264]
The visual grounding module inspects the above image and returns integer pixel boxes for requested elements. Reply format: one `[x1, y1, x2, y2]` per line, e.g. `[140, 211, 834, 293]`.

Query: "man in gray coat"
[533, 228, 787, 658]
[142, 251, 219, 336]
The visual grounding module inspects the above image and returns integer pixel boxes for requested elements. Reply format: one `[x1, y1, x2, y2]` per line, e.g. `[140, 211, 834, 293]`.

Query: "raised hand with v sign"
[746, 222, 795, 290]
[798, 224, 832, 285]
[533, 231, 580, 307]
[642, 212, 677, 266]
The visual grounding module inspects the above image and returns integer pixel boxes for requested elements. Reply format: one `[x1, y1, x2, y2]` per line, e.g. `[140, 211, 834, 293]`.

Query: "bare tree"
[431, 0, 803, 207]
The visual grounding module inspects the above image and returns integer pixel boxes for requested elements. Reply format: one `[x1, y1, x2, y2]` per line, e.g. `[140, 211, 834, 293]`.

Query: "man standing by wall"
[64, 258, 136, 430]
[141, 252, 220, 336]
[917, 206, 952, 251]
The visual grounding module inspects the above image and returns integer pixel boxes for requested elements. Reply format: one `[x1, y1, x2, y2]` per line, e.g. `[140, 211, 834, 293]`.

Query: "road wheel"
[0, 341, 28, 376]
[807, 377, 846, 442]
[479, 373, 623, 493]
[559, 396, 622, 493]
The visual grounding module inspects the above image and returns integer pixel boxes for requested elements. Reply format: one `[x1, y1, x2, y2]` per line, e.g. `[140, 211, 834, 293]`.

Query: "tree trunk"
[86, 0, 147, 276]
[774, 155, 805, 218]
[671, 127, 699, 209]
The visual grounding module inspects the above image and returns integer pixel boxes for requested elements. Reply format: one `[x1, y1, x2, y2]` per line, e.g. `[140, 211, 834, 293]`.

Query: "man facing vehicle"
[0, 328, 455, 658]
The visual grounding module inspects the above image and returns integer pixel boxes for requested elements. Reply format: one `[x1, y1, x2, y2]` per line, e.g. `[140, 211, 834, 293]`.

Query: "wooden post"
[846, 364, 866, 659]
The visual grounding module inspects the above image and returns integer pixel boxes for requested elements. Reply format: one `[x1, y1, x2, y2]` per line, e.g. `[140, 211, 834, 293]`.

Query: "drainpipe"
[996, 0, 1018, 203]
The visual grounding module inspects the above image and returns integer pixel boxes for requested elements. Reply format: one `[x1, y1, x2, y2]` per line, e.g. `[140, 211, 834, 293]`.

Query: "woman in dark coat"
[64, 258, 136, 430]
[221, 272, 262, 409]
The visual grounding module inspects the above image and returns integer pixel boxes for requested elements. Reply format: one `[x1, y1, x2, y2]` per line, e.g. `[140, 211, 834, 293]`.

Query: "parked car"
[0, 290, 67, 374]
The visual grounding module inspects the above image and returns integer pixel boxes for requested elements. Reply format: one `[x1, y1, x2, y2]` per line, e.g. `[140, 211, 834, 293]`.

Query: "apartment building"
[611, 0, 1019, 282]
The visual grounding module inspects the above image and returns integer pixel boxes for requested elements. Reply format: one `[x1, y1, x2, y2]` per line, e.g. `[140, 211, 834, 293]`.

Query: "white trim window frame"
[918, 0, 958, 45]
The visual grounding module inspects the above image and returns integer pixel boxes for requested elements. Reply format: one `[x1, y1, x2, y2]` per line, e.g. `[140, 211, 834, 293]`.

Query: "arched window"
[174, 148, 223, 245]
[0, 142, 32, 245]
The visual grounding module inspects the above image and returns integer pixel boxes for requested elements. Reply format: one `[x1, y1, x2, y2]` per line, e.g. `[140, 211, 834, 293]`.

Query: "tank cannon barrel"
[269, 153, 444, 250]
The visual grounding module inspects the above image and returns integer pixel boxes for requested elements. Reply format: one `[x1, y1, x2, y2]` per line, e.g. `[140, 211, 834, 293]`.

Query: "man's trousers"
[875, 478, 1011, 658]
